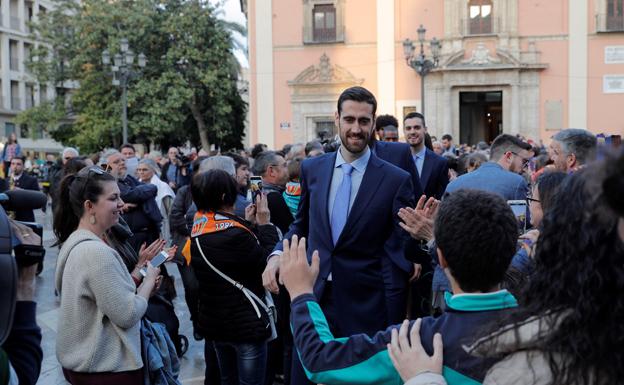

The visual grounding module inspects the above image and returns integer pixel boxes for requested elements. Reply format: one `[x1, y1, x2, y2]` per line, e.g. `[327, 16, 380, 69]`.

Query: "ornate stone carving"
[289, 53, 363, 85]
[464, 43, 501, 65]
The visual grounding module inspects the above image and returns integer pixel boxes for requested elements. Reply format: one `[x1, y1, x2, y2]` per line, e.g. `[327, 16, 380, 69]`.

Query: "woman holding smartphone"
[53, 166, 161, 384]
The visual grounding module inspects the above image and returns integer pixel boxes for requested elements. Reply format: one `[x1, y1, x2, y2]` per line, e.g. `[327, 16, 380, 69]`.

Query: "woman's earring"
[89, 215, 96, 225]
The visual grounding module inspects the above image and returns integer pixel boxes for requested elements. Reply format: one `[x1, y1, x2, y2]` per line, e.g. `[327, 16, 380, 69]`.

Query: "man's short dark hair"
[251, 143, 267, 159]
[224, 152, 249, 170]
[120, 143, 136, 153]
[337, 86, 377, 116]
[434, 189, 518, 292]
[375, 115, 399, 131]
[441, 134, 453, 141]
[404, 112, 426, 127]
[11, 156, 25, 164]
[192, 169, 238, 212]
[489, 134, 532, 161]
[252, 150, 280, 176]
[305, 140, 324, 156]
[552, 128, 597, 166]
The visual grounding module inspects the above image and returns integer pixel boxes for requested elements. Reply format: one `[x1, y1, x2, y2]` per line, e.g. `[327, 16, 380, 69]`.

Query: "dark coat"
[118, 175, 162, 234]
[190, 213, 279, 342]
[12, 174, 40, 222]
[420, 149, 449, 200]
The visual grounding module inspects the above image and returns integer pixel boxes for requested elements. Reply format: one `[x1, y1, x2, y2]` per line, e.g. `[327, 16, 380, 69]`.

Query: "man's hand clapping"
[398, 195, 439, 242]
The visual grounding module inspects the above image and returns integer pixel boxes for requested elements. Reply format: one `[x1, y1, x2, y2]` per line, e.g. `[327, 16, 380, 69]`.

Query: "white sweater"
[55, 229, 148, 373]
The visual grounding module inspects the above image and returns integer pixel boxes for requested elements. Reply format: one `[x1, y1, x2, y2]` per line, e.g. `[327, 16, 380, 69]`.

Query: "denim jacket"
[140, 319, 181, 385]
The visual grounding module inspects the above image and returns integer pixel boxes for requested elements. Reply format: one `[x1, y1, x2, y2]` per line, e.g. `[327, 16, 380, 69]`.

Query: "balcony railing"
[11, 97, 21, 110]
[303, 26, 345, 44]
[10, 58, 19, 71]
[10, 16, 21, 31]
[596, 13, 624, 32]
[461, 17, 500, 36]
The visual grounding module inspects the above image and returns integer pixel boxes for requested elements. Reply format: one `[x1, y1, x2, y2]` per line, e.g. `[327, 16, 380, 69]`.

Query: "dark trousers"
[204, 340, 222, 385]
[62, 367, 142, 385]
[213, 341, 267, 385]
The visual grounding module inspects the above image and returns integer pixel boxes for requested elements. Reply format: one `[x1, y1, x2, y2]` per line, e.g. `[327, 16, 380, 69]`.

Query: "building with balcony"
[242, 0, 624, 149]
[0, 0, 63, 156]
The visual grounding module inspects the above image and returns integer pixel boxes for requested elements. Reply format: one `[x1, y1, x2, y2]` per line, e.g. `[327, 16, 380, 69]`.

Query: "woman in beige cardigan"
[54, 166, 161, 384]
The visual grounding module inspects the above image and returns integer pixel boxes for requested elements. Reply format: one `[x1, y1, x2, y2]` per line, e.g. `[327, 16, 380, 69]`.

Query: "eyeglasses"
[77, 166, 106, 198]
[526, 197, 540, 203]
[511, 152, 531, 169]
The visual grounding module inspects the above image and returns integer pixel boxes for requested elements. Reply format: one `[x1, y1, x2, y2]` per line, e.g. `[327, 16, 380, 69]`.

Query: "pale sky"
[211, 0, 249, 68]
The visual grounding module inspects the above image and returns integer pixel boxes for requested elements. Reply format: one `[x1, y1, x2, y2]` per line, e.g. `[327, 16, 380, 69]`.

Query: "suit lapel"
[420, 149, 434, 190]
[335, 154, 385, 246]
[315, 152, 336, 246]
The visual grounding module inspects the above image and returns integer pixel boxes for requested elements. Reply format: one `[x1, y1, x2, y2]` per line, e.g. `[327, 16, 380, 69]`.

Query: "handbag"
[194, 238, 277, 342]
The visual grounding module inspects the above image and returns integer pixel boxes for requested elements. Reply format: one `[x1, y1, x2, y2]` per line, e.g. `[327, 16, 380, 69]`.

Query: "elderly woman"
[136, 158, 175, 240]
[53, 166, 160, 384]
[188, 169, 279, 385]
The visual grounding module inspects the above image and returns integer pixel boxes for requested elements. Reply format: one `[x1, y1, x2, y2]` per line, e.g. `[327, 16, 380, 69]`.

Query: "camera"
[175, 149, 191, 168]
[0, 189, 47, 345]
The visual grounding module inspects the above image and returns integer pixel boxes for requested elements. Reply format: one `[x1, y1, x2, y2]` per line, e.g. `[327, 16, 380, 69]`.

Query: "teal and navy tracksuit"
[290, 290, 518, 385]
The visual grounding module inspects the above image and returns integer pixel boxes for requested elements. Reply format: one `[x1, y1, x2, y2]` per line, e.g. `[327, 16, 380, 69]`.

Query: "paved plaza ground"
[32, 207, 208, 385]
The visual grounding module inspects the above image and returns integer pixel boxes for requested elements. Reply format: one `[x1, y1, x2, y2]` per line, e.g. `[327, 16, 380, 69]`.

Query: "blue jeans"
[213, 341, 267, 385]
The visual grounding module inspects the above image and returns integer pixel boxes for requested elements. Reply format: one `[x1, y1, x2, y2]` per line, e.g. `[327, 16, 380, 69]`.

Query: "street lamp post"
[403, 25, 441, 115]
[101, 38, 147, 144]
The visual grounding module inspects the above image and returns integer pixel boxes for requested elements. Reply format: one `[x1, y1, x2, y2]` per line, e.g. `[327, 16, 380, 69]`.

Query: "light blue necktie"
[330, 163, 353, 245]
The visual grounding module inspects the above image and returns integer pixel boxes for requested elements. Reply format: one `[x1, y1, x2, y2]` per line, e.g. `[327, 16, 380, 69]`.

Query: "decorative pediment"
[439, 42, 546, 71]
[289, 54, 363, 86]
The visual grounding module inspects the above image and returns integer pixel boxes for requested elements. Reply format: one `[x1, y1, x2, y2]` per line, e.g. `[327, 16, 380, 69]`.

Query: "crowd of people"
[0, 85, 622, 385]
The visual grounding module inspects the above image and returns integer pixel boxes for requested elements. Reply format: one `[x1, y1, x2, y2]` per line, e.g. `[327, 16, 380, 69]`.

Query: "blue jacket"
[290, 290, 518, 385]
[140, 319, 181, 385]
[444, 162, 527, 201]
[419, 149, 450, 200]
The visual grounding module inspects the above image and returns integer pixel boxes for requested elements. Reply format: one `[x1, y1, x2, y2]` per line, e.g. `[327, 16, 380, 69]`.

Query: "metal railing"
[10, 58, 19, 71]
[596, 13, 624, 32]
[303, 25, 345, 44]
[10, 16, 21, 31]
[460, 17, 500, 36]
[11, 97, 21, 110]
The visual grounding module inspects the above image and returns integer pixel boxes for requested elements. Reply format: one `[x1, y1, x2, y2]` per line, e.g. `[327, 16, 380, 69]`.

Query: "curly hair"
[503, 158, 624, 383]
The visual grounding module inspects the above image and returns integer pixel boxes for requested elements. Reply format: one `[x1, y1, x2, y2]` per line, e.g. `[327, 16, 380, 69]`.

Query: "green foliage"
[20, 0, 247, 152]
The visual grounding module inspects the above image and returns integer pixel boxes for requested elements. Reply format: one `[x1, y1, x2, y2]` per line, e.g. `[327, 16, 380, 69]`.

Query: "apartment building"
[0, 0, 62, 155]
[242, 0, 624, 149]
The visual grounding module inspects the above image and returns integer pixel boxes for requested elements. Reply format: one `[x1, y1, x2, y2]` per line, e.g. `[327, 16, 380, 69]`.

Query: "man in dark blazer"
[263, 87, 414, 385]
[371, 115, 424, 325]
[9, 156, 40, 222]
[404, 112, 449, 200]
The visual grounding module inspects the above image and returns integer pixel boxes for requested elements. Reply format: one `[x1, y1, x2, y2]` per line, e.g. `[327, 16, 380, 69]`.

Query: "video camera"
[175, 149, 192, 168]
[0, 189, 47, 345]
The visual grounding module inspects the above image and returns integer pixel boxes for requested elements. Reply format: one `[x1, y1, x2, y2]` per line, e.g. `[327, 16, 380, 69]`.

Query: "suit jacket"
[419, 149, 449, 200]
[372, 140, 423, 199]
[444, 162, 528, 201]
[275, 151, 414, 336]
[12, 174, 40, 222]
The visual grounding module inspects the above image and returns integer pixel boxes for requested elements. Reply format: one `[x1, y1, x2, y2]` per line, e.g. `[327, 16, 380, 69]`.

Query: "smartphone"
[250, 176, 263, 202]
[140, 250, 168, 277]
[508, 200, 527, 233]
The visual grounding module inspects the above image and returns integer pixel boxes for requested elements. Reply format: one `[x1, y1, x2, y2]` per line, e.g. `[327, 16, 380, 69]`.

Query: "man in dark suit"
[371, 115, 424, 324]
[9, 156, 40, 222]
[404, 112, 449, 200]
[263, 86, 415, 385]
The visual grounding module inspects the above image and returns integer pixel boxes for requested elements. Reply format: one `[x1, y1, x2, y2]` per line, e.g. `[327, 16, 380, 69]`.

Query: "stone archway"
[287, 54, 363, 143]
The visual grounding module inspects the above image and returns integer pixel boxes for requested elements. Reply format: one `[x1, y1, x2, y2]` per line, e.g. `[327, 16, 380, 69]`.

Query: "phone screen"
[508, 200, 527, 233]
[140, 250, 168, 277]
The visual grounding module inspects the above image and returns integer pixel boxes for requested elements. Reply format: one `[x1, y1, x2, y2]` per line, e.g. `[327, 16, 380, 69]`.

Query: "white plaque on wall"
[605, 46, 624, 64]
[603, 75, 624, 94]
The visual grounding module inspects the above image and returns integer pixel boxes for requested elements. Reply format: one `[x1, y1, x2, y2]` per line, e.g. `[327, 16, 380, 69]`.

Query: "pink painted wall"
[518, 0, 568, 36]
[248, 0, 258, 145]
[588, 35, 624, 135]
